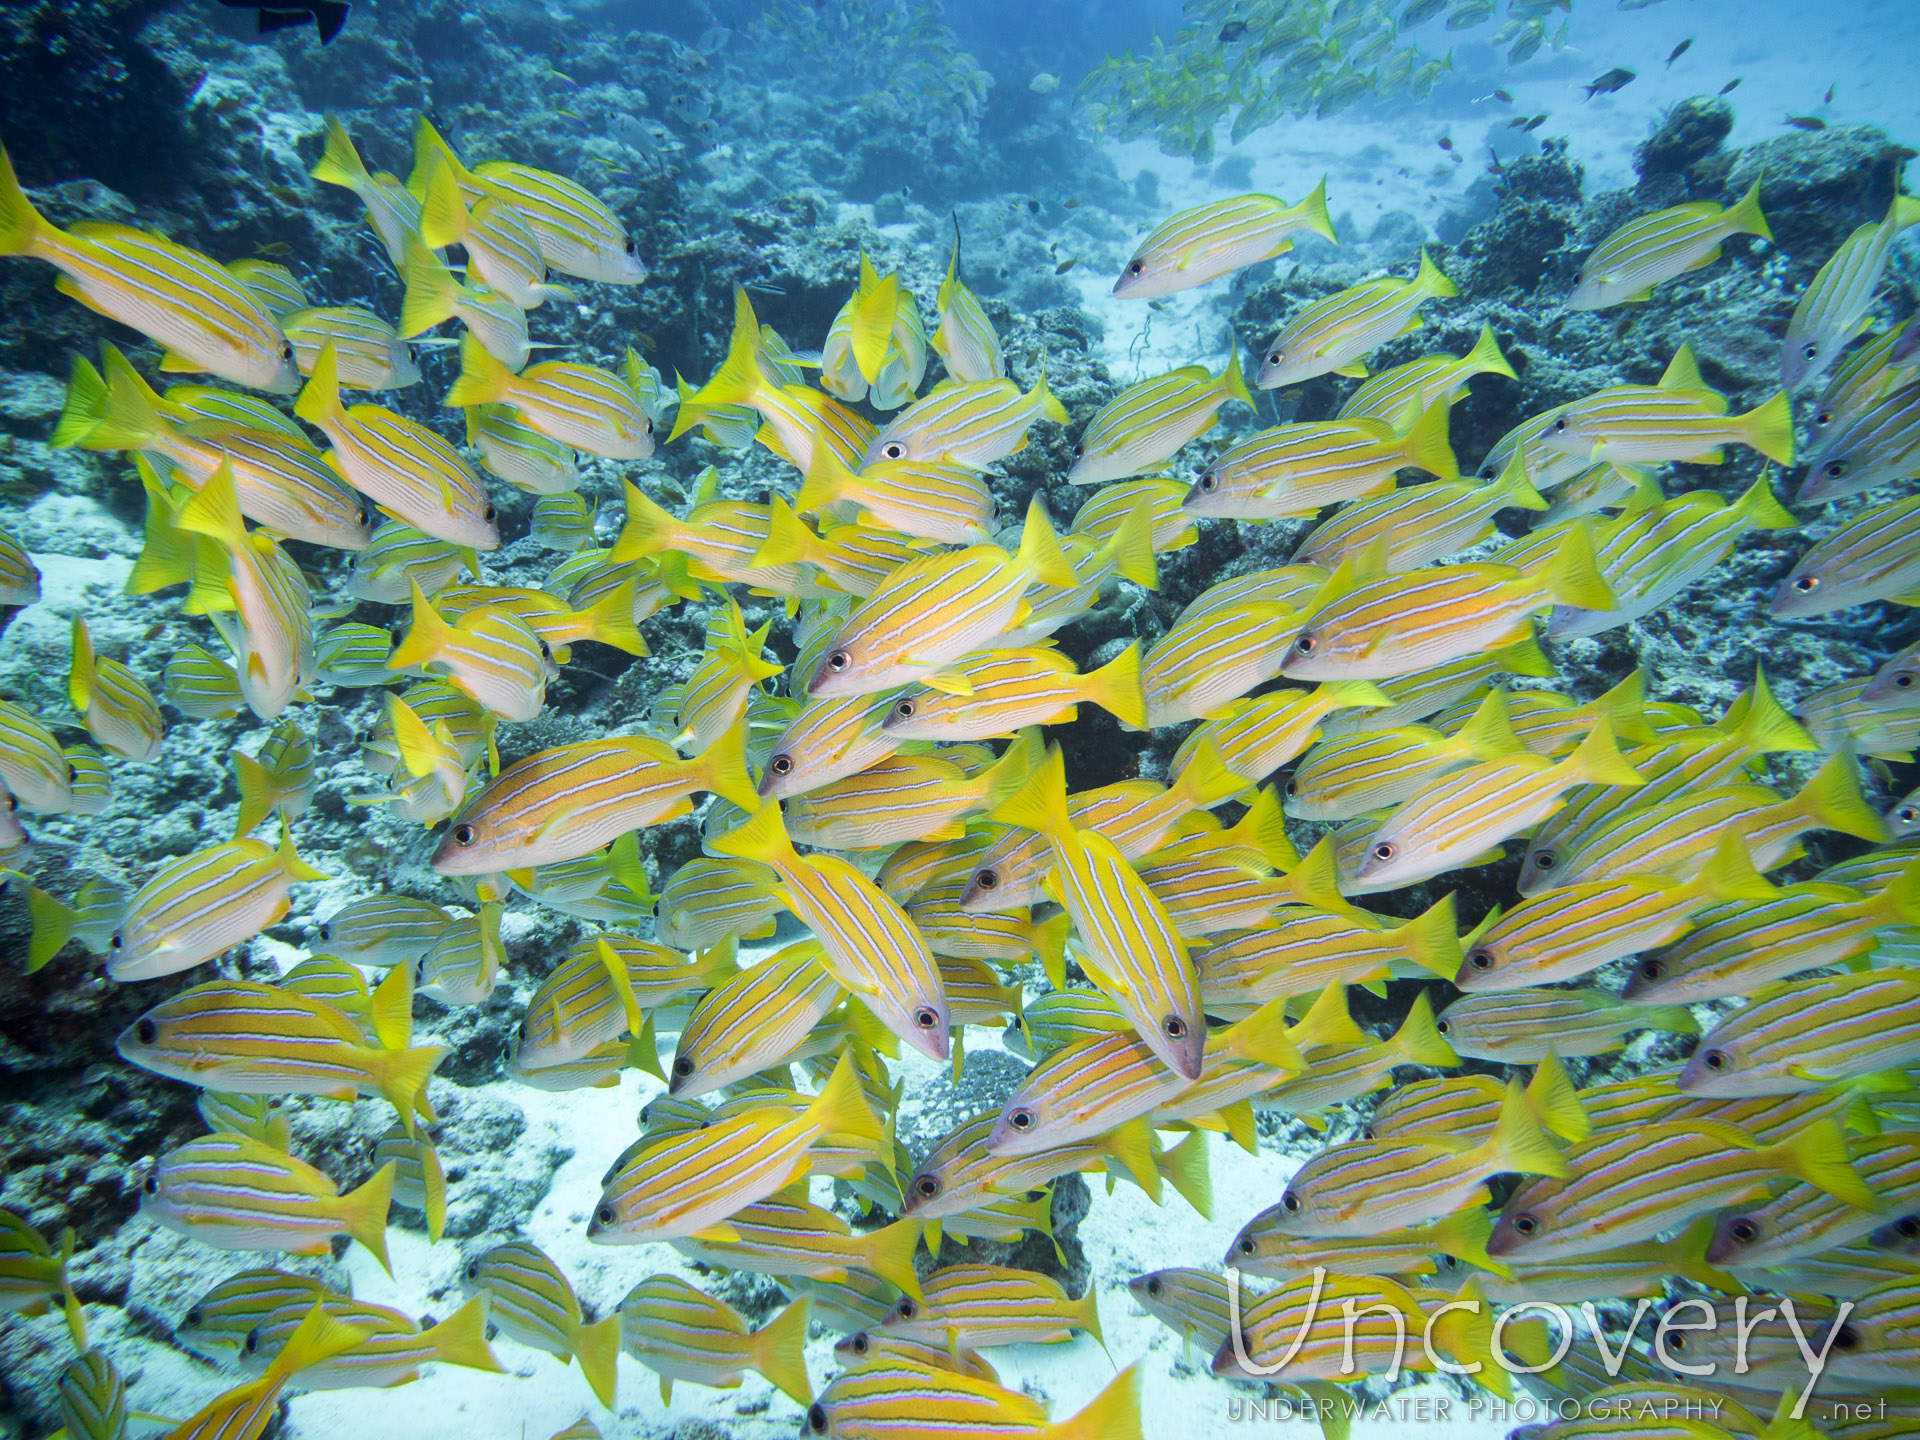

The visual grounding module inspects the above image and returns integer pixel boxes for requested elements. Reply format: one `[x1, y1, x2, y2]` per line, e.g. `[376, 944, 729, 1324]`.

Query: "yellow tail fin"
[858, 1219, 924, 1305]
[571, 1312, 620, 1407]
[1081, 642, 1146, 730]
[443, 331, 515, 408]
[1727, 176, 1772, 241]
[688, 287, 768, 410]
[418, 1293, 503, 1375]
[1396, 893, 1464, 979]
[1101, 496, 1159, 590]
[1400, 397, 1459, 480]
[1453, 687, 1520, 761]
[310, 116, 372, 191]
[1413, 248, 1457, 299]
[0, 142, 53, 259]
[1689, 828, 1780, 905]
[609, 481, 686, 563]
[398, 235, 461, 338]
[695, 716, 762, 815]
[751, 1296, 815, 1405]
[1726, 666, 1817, 756]
[1389, 990, 1458, 1067]
[1483, 1077, 1570, 1180]
[1739, 391, 1796, 466]
[1464, 323, 1518, 382]
[805, 1051, 886, 1154]
[415, 157, 473, 248]
[368, 1044, 445, 1140]
[1556, 715, 1642, 790]
[1730, 474, 1798, 530]
[292, 341, 346, 430]
[1156, 1129, 1211, 1218]
[1291, 175, 1337, 243]
[23, 883, 77, 974]
[1013, 495, 1076, 589]
[336, 1162, 396, 1274]
[989, 741, 1073, 842]
[385, 581, 457, 672]
[849, 268, 900, 384]
[1522, 1049, 1588, 1143]
[1539, 519, 1615, 611]
[1219, 343, 1253, 408]
[51, 355, 108, 449]
[709, 795, 796, 866]
[1767, 1120, 1880, 1211]
[1225, 995, 1306, 1071]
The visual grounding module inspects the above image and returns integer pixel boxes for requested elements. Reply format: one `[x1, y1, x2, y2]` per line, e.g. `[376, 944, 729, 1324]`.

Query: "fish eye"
[914, 1174, 940, 1199]
[1512, 1214, 1537, 1236]
[1803, 343, 1818, 360]
[595, 1204, 616, 1226]
[1282, 779, 1295, 797]
[1466, 950, 1494, 972]
[1831, 1323, 1860, 1351]
[644, 418, 654, 434]
[770, 754, 793, 775]
[1552, 418, 1567, 432]
[974, 868, 998, 890]
[464, 1261, 480, 1281]
[185, 1306, 203, 1326]
[1815, 410, 1833, 425]
[452, 824, 477, 846]
[1127, 261, 1143, 276]
[1280, 1192, 1300, 1213]
[1639, 958, 1666, 980]
[1896, 673, 1915, 689]
[1824, 461, 1845, 478]
[136, 1019, 159, 1045]
[1072, 444, 1083, 459]
[1702, 1049, 1729, 1071]
[1533, 851, 1556, 872]
[1266, 351, 1281, 365]
[826, 650, 851, 672]
[850, 1333, 869, 1354]
[893, 699, 916, 719]
[282, 342, 295, 360]
[895, 1297, 917, 1318]
[672, 1056, 695, 1077]
[913, 1006, 938, 1029]
[483, 504, 498, 521]
[1007, 1108, 1034, 1131]
[1897, 1216, 1920, 1239]
[142, 1173, 160, 1196]
[1236, 1237, 1255, 1255]
[1294, 634, 1316, 655]
[244, 1327, 260, 1354]
[1792, 575, 1819, 592]
[807, 1403, 828, 1434]
[1728, 1218, 1759, 1244]
[1668, 1331, 1687, 1351]
[1900, 806, 1918, 824]
[1161, 1015, 1187, 1039]
[881, 442, 906, 461]
[1371, 842, 1395, 862]
[110, 933, 123, 951]
[1435, 1019, 1450, 1035]
[1197, 472, 1217, 493]
[625, 239, 638, 255]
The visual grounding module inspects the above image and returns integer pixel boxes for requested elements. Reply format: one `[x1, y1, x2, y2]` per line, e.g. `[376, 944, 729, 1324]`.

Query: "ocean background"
[2, 1, 1919, 1437]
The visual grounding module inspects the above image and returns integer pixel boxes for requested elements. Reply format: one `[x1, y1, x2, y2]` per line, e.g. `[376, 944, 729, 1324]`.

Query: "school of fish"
[3, 100, 1920, 1440]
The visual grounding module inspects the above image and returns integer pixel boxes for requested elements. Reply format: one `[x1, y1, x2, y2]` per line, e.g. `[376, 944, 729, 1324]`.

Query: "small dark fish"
[1027, 199, 1041, 214]
[1505, 116, 1530, 130]
[1063, 200, 1081, 209]
[216, 0, 350, 44]
[633, 330, 658, 352]
[1824, 84, 1836, 103]
[1148, 301, 1167, 312]
[1438, 136, 1454, 151]
[1720, 78, 1742, 96]
[1054, 259, 1077, 275]
[1493, 88, 1513, 103]
[1582, 67, 1636, 100]
[1665, 39, 1691, 66]
[1785, 115, 1828, 131]
[1218, 19, 1249, 41]
[1522, 114, 1548, 133]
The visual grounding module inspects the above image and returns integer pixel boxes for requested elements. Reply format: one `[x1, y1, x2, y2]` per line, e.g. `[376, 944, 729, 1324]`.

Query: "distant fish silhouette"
[217, 0, 351, 45]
